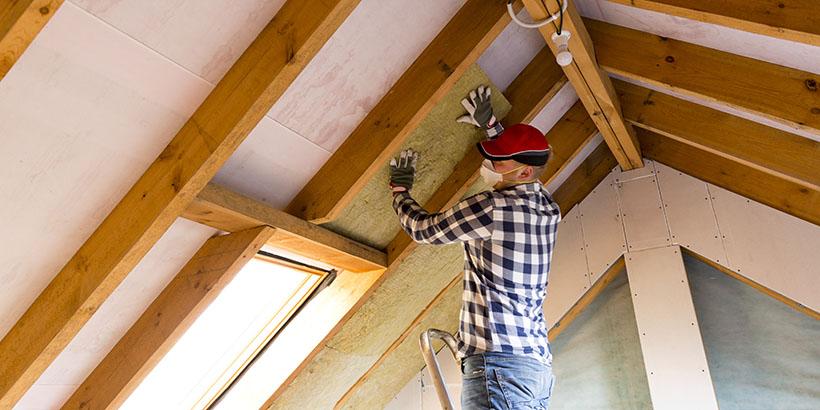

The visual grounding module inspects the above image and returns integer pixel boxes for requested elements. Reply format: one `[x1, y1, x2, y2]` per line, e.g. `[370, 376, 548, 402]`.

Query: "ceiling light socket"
[551, 31, 573, 67]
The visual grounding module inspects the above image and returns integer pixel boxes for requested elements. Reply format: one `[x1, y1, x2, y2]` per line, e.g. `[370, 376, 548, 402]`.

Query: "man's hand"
[457, 85, 504, 138]
[389, 149, 418, 193]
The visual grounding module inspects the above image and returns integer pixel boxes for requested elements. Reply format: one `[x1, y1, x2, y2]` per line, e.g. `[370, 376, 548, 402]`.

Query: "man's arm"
[391, 191, 494, 245]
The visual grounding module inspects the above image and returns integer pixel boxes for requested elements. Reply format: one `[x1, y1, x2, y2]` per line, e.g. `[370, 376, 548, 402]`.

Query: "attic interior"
[1, 0, 818, 409]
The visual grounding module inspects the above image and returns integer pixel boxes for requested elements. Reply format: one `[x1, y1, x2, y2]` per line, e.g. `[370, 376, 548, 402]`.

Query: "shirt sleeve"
[391, 191, 495, 245]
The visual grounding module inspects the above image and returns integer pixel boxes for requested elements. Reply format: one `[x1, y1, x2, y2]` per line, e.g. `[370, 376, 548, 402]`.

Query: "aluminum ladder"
[419, 328, 459, 409]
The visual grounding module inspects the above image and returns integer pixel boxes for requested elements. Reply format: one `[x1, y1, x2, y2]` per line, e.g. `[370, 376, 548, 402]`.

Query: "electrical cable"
[507, 0, 567, 29]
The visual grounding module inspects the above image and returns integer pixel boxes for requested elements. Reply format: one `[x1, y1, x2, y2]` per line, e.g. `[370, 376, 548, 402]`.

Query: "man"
[389, 86, 561, 409]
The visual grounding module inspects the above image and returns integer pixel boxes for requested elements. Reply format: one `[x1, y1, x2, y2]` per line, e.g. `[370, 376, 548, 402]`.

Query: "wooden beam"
[638, 128, 820, 226]
[182, 183, 386, 273]
[386, 46, 566, 265]
[540, 100, 599, 186]
[682, 249, 819, 320]
[61, 227, 274, 410]
[287, 0, 517, 224]
[552, 140, 618, 213]
[615, 79, 820, 190]
[607, 0, 820, 47]
[0, 1, 359, 405]
[549, 256, 625, 339]
[586, 18, 820, 137]
[0, 0, 62, 81]
[521, 0, 643, 170]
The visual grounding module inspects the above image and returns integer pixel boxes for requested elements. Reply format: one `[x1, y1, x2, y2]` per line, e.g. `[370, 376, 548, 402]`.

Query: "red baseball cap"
[477, 123, 550, 166]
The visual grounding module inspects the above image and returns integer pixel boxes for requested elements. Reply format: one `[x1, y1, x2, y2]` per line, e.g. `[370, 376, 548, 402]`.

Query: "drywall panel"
[15, 219, 216, 409]
[550, 270, 651, 410]
[529, 82, 579, 135]
[385, 374, 422, 410]
[544, 207, 590, 329]
[710, 185, 820, 313]
[268, 0, 466, 151]
[322, 65, 510, 249]
[213, 117, 331, 209]
[0, 2, 211, 339]
[654, 163, 727, 264]
[578, 170, 626, 281]
[685, 255, 820, 409]
[71, 0, 286, 83]
[342, 282, 461, 409]
[617, 169, 672, 252]
[478, 10, 546, 91]
[626, 246, 718, 410]
[421, 347, 463, 410]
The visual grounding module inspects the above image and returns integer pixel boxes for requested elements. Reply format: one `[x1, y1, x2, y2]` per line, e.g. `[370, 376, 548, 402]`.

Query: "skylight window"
[121, 253, 324, 410]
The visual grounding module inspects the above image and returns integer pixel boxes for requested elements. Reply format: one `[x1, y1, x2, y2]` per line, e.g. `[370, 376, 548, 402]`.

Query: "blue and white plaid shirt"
[392, 182, 561, 364]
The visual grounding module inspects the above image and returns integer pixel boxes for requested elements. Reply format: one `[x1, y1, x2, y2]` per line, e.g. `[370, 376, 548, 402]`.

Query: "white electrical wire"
[507, 0, 568, 29]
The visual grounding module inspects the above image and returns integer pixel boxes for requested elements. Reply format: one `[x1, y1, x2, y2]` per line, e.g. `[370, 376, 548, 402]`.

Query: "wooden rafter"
[586, 18, 820, 137]
[62, 226, 274, 410]
[287, 0, 519, 224]
[638, 128, 820, 226]
[607, 0, 820, 47]
[182, 183, 387, 273]
[552, 139, 618, 213]
[0, 1, 360, 405]
[521, 0, 643, 170]
[540, 100, 599, 186]
[0, 0, 62, 81]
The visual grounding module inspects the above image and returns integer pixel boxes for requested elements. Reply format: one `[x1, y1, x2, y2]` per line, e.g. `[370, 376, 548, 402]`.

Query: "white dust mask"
[480, 160, 503, 185]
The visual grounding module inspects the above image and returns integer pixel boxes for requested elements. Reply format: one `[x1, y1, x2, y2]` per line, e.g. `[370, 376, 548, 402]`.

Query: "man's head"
[476, 123, 551, 189]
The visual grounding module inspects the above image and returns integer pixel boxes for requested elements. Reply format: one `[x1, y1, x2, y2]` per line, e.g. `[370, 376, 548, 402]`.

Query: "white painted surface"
[617, 168, 672, 252]
[613, 159, 656, 183]
[654, 163, 727, 264]
[625, 246, 718, 410]
[478, 10, 545, 92]
[267, 0, 466, 152]
[577, 170, 626, 281]
[545, 207, 590, 329]
[213, 117, 332, 208]
[710, 185, 820, 312]
[545, 133, 603, 194]
[385, 374, 422, 410]
[0, 2, 211, 339]
[15, 219, 216, 410]
[70, 0, 286, 83]
[529, 82, 579, 135]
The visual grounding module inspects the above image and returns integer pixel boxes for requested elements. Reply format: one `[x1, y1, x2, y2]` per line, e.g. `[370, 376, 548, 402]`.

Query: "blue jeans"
[461, 352, 554, 410]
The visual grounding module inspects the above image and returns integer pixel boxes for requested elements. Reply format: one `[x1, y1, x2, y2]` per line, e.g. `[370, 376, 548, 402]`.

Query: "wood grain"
[0, 0, 63, 80]
[586, 18, 820, 137]
[287, 0, 515, 224]
[540, 101, 599, 186]
[182, 183, 386, 272]
[0, 1, 360, 405]
[552, 140, 619, 214]
[638, 128, 820, 226]
[61, 227, 273, 410]
[607, 0, 820, 46]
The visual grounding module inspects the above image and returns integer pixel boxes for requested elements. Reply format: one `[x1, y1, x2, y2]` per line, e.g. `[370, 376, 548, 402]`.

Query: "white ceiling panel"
[478, 11, 546, 92]
[0, 2, 211, 338]
[214, 117, 331, 209]
[15, 218, 216, 410]
[267, 0, 466, 152]
[70, 0, 287, 83]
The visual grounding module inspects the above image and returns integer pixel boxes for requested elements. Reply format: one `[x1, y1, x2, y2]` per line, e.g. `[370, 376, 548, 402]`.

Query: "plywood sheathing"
[340, 278, 462, 410]
[322, 64, 511, 249]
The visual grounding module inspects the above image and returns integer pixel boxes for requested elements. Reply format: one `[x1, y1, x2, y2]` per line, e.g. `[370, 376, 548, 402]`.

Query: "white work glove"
[457, 85, 504, 138]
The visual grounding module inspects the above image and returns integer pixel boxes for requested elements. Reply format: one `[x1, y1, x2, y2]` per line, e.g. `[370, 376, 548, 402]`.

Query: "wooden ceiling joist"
[607, 0, 820, 47]
[182, 183, 387, 273]
[286, 0, 518, 224]
[62, 226, 274, 410]
[0, 1, 360, 406]
[521, 0, 643, 170]
[586, 18, 820, 137]
[552, 139, 618, 213]
[0, 0, 63, 81]
[540, 100, 599, 187]
[638, 128, 820, 226]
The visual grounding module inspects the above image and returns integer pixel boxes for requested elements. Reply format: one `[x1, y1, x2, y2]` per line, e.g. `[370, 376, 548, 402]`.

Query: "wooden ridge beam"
[387, 46, 566, 265]
[287, 0, 517, 224]
[586, 18, 820, 137]
[62, 227, 274, 410]
[0, 1, 360, 405]
[638, 128, 820, 226]
[0, 0, 62, 81]
[615, 79, 820, 190]
[182, 183, 386, 273]
[607, 0, 820, 47]
[521, 0, 643, 170]
[552, 139, 618, 214]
